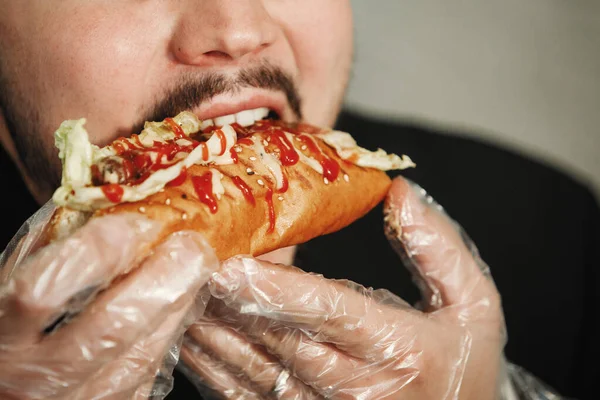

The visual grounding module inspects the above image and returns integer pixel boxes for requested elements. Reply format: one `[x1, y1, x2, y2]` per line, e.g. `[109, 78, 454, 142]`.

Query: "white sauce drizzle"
[251, 137, 285, 190]
[210, 168, 225, 200]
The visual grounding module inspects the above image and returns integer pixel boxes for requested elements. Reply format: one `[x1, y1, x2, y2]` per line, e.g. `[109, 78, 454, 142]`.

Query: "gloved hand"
[0, 205, 219, 400]
[178, 177, 554, 399]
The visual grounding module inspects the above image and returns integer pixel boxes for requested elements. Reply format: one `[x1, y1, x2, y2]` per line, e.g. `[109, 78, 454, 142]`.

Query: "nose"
[171, 0, 279, 66]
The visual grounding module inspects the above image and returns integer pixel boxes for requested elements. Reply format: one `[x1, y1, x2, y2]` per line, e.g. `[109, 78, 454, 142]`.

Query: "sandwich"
[48, 110, 415, 260]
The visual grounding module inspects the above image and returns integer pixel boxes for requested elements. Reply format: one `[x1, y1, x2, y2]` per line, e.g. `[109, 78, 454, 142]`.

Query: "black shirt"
[2, 110, 597, 399]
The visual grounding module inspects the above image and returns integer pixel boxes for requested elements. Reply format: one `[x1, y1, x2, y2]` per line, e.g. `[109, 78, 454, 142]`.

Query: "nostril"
[203, 50, 232, 60]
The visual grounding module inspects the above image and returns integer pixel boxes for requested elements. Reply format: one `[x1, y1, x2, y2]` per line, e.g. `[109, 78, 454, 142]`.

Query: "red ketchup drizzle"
[237, 138, 254, 147]
[232, 176, 256, 206]
[167, 167, 187, 187]
[192, 172, 218, 213]
[319, 157, 340, 183]
[298, 135, 340, 182]
[121, 159, 135, 182]
[229, 123, 249, 137]
[200, 142, 209, 161]
[265, 187, 275, 233]
[202, 125, 220, 134]
[215, 130, 227, 156]
[133, 153, 152, 172]
[229, 147, 239, 163]
[248, 120, 274, 132]
[102, 184, 124, 203]
[158, 143, 181, 162]
[113, 139, 129, 155]
[132, 135, 143, 147]
[278, 174, 289, 193]
[270, 130, 299, 166]
[165, 118, 185, 138]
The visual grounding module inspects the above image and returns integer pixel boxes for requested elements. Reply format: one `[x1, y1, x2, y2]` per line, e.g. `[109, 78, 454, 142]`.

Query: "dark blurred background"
[346, 0, 600, 199]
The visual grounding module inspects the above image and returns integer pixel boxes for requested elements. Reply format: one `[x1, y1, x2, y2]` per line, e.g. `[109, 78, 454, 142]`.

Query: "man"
[0, 1, 596, 399]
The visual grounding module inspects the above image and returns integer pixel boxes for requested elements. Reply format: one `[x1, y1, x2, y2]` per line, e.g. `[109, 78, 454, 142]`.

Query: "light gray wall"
[345, 0, 600, 198]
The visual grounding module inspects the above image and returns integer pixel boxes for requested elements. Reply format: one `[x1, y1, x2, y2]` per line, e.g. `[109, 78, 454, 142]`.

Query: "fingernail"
[209, 256, 252, 299]
[385, 178, 427, 230]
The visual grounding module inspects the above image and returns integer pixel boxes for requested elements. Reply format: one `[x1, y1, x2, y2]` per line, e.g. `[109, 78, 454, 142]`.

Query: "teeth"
[235, 109, 255, 127]
[253, 107, 269, 120]
[202, 107, 272, 128]
[213, 114, 236, 126]
[200, 119, 214, 130]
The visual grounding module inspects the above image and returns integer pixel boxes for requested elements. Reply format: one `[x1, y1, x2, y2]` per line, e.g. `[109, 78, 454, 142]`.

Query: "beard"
[0, 72, 61, 199]
[0, 60, 303, 202]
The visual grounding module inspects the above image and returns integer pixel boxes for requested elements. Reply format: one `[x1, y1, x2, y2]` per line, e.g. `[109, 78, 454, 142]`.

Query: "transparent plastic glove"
[180, 177, 565, 399]
[0, 202, 219, 400]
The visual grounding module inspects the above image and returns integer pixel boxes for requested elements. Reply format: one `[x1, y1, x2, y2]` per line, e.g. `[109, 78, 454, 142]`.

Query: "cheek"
[17, 3, 173, 145]
[274, 1, 353, 126]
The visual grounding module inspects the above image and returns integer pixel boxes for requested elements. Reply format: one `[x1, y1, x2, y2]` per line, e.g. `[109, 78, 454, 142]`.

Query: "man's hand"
[0, 212, 219, 399]
[181, 177, 506, 399]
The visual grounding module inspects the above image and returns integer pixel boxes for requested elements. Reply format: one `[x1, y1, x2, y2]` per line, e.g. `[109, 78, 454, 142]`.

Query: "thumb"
[384, 177, 500, 318]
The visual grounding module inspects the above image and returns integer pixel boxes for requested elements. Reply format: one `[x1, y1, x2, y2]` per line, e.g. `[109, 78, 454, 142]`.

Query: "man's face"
[0, 1, 353, 201]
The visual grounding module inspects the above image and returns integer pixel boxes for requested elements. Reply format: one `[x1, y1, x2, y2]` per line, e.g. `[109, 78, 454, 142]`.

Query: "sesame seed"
[182, 213, 188, 220]
[234, 146, 242, 153]
[301, 145, 307, 151]
[257, 179, 265, 186]
[278, 196, 284, 201]
[159, 188, 165, 193]
[138, 206, 146, 213]
[343, 174, 350, 182]
[262, 140, 269, 147]
[324, 177, 329, 185]
[295, 136, 302, 142]
[249, 156, 257, 161]
[246, 167, 254, 174]
[165, 198, 171, 205]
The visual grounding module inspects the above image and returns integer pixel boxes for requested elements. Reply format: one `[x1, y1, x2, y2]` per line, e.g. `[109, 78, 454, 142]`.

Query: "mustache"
[133, 62, 302, 134]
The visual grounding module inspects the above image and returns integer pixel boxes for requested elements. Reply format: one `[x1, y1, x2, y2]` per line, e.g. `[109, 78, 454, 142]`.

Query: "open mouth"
[199, 107, 281, 130]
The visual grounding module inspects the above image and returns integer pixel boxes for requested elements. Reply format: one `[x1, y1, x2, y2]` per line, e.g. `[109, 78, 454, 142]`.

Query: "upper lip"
[191, 90, 293, 122]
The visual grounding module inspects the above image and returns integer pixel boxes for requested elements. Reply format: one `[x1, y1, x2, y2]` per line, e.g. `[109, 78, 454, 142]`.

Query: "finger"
[179, 345, 262, 400]
[186, 319, 320, 399]
[384, 177, 500, 314]
[207, 300, 413, 399]
[37, 231, 218, 392]
[210, 257, 420, 361]
[69, 298, 191, 400]
[0, 213, 162, 346]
